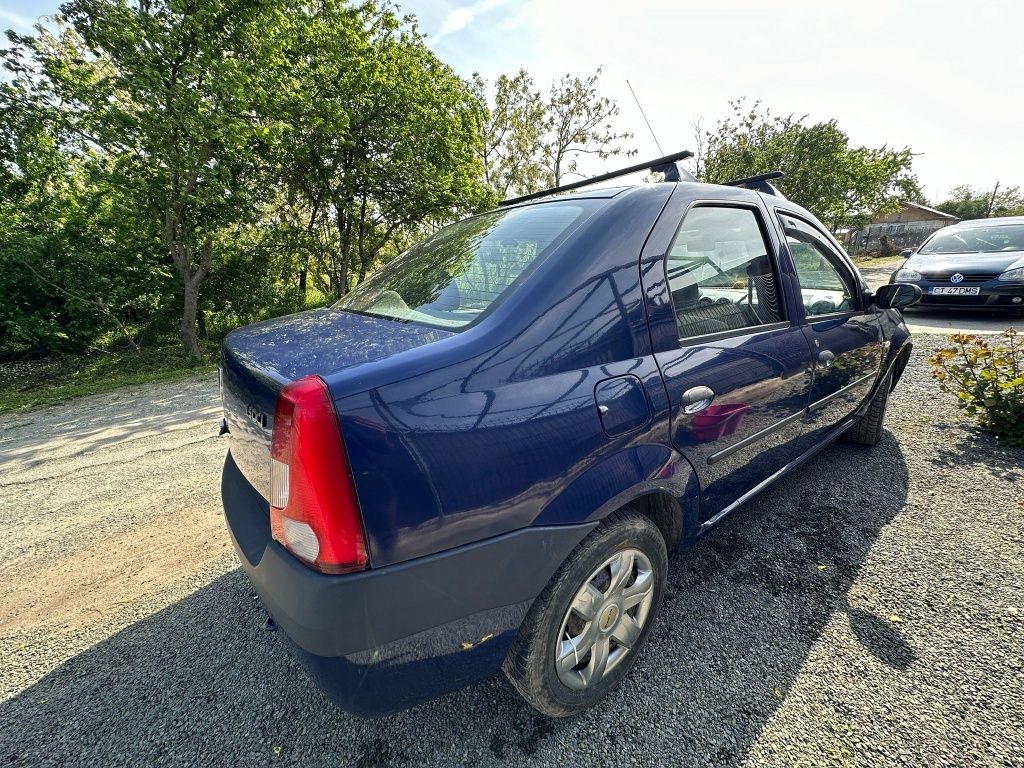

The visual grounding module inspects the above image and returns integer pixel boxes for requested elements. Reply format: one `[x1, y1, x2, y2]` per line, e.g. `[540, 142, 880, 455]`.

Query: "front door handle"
[682, 386, 715, 414]
[818, 350, 835, 368]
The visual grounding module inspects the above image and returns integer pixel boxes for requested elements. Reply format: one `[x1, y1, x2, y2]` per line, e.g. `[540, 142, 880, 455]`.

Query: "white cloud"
[434, 0, 514, 41]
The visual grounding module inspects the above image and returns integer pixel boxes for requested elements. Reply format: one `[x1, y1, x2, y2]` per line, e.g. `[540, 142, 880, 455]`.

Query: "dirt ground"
[0, 374, 234, 695]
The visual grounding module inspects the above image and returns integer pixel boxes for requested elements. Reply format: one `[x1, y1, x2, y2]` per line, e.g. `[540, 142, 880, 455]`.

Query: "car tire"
[502, 507, 668, 717]
[844, 370, 892, 446]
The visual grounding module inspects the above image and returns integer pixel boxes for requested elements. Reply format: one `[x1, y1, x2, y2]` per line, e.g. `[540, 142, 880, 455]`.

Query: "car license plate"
[930, 287, 980, 296]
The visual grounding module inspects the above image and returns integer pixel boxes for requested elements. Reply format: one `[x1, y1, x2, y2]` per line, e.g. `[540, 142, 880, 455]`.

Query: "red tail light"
[269, 376, 368, 574]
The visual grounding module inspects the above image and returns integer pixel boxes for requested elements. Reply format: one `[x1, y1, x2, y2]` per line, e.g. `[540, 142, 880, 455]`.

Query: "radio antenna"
[627, 79, 664, 156]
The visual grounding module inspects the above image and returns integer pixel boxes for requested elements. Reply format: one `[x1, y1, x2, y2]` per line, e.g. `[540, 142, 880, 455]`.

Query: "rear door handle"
[682, 386, 715, 414]
[818, 350, 835, 368]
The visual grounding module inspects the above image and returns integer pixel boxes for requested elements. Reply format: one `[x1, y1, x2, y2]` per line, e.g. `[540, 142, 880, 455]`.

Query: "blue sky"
[4, 0, 1022, 200]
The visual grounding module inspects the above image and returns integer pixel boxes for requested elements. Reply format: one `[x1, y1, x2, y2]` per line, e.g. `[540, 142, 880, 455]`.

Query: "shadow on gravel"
[927, 429, 1023, 482]
[898, 308, 1021, 335]
[0, 434, 911, 768]
[845, 607, 916, 671]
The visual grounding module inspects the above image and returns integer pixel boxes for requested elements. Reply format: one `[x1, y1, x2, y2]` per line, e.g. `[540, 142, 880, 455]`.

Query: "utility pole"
[986, 181, 1000, 217]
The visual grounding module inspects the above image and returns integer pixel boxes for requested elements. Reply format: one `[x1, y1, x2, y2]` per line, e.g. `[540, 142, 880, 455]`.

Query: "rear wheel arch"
[534, 445, 699, 551]
[624, 490, 686, 555]
[584, 476, 699, 556]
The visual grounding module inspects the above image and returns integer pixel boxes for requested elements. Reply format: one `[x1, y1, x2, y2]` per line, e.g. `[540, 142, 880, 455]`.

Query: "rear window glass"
[919, 224, 1024, 254]
[333, 202, 593, 328]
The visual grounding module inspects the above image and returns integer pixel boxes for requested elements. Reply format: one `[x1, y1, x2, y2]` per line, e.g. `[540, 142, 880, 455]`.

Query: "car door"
[641, 190, 816, 525]
[774, 211, 884, 435]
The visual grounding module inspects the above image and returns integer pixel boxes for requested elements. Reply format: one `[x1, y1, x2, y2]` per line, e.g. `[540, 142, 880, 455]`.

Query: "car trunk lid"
[221, 308, 455, 499]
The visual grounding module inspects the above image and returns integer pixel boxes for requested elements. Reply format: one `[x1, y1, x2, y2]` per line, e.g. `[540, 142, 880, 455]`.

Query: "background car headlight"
[894, 268, 922, 282]
[997, 267, 1024, 282]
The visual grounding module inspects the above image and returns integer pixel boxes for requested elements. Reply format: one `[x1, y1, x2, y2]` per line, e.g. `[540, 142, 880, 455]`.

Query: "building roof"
[901, 201, 960, 220]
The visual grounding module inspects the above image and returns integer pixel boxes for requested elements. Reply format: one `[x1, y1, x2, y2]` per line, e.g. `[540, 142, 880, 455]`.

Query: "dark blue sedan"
[219, 155, 920, 717]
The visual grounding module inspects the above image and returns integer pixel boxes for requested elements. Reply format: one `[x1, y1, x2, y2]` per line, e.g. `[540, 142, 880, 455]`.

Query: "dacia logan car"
[219, 155, 921, 717]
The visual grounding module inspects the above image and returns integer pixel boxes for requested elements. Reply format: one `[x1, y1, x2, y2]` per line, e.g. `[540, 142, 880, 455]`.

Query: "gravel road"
[1, 339, 1022, 767]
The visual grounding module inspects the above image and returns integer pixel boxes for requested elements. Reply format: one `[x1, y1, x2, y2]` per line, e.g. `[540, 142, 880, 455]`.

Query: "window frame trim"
[662, 200, 790, 345]
[675, 320, 792, 348]
[774, 208, 866, 321]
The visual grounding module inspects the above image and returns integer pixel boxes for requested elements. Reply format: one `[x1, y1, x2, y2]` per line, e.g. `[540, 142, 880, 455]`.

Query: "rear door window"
[665, 206, 785, 340]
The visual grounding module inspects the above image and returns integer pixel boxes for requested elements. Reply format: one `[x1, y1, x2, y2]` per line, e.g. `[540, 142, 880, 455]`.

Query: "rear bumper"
[220, 451, 594, 716]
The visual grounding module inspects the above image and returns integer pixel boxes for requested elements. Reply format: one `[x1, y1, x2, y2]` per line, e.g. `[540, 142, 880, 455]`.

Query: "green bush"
[928, 329, 1024, 446]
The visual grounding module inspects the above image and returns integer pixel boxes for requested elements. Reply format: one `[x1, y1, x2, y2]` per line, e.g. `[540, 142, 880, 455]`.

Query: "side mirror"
[875, 283, 922, 310]
[899, 248, 914, 257]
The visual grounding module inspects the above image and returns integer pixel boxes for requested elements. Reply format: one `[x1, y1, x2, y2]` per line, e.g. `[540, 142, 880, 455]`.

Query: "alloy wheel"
[554, 548, 655, 690]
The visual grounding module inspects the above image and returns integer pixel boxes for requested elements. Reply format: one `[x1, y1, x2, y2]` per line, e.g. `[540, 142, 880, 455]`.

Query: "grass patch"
[0, 342, 218, 415]
[852, 254, 902, 268]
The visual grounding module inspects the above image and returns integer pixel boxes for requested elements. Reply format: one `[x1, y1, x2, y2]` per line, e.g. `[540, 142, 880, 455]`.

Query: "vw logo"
[950, 273, 965, 283]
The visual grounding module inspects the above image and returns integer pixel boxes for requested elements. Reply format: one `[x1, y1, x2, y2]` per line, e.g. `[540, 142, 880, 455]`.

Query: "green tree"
[0, 65, 168, 357]
[471, 69, 547, 199]
[1, 2, 640, 368]
[5, 0, 294, 358]
[701, 99, 919, 230]
[936, 184, 1024, 220]
[473, 66, 634, 197]
[542, 68, 634, 187]
[272, 1, 489, 299]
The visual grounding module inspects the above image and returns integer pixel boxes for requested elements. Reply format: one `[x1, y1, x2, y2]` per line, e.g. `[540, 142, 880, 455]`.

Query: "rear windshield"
[333, 202, 593, 328]
[919, 224, 1024, 254]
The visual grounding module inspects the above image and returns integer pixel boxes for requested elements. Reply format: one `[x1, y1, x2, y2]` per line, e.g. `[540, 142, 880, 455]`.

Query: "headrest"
[678, 236, 716, 252]
[674, 281, 699, 307]
[746, 255, 773, 277]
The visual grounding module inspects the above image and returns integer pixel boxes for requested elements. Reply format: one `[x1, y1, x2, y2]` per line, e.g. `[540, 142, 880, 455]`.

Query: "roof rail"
[498, 149, 694, 207]
[724, 171, 786, 197]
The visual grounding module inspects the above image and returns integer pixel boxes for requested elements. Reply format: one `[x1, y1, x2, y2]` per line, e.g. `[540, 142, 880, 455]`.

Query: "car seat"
[745, 255, 782, 324]
[672, 280, 754, 338]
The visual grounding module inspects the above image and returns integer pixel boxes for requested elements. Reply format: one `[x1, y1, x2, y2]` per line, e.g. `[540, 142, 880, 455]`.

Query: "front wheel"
[502, 508, 667, 717]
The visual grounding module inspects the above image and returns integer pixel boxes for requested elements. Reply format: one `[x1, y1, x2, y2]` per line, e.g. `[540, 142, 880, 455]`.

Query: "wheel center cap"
[599, 603, 619, 632]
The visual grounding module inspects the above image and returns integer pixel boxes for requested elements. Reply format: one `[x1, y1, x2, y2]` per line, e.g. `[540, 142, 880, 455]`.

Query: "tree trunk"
[166, 215, 213, 360]
[180, 277, 201, 359]
[335, 205, 351, 298]
[165, 164, 213, 360]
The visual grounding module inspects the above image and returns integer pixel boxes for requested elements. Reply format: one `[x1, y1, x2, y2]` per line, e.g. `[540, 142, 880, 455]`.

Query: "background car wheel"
[502, 507, 667, 717]
[844, 370, 892, 446]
